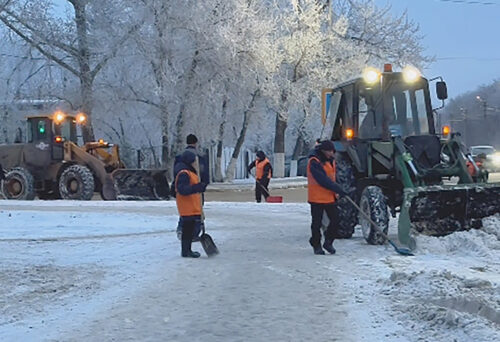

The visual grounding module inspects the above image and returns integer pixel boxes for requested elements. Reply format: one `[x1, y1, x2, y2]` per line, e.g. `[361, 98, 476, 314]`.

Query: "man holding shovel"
[307, 140, 346, 255]
[174, 150, 208, 258]
[247, 150, 272, 203]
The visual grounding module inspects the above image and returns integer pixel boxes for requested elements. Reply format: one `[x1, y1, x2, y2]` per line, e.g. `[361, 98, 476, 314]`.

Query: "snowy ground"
[0, 200, 499, 342]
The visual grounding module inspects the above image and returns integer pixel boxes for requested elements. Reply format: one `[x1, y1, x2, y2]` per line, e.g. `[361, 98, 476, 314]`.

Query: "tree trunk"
[273, 105, 288, 178]
[214, 96, 228, 182]
[73, 0, 95, 142]
[225, 89, 259, 182]
[174, 50, 199, 153]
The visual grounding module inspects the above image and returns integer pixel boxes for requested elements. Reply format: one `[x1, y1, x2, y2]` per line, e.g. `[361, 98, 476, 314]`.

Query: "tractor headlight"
[402, 66, 421, 83]
[363, 67, 381, 84]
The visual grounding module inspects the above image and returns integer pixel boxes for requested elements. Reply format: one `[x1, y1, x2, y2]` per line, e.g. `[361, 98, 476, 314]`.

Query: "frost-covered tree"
[0, 0, 141, 142]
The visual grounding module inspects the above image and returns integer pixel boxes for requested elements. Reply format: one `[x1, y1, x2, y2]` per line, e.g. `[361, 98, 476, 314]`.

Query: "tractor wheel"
[1, 167, 36, 200]
[334, 158, 358, 238]
[59, 165, 95, 200]
[359, 186, 389, 245]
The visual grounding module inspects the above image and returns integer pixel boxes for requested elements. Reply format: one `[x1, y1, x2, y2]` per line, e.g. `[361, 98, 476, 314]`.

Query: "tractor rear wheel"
[1, 167, 36, 200]
[59, 165, 95, 200]
[359, 186, 389, 245]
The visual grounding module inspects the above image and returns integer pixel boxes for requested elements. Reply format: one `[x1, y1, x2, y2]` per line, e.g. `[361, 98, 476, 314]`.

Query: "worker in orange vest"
[247, 150, 273, 203]
[174, 150, 208, 258]
[307, 140, 346, 255]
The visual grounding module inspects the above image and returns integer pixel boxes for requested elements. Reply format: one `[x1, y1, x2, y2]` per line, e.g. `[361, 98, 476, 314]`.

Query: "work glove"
[335, 188, 347, 198]
[193, 182, 207, 193]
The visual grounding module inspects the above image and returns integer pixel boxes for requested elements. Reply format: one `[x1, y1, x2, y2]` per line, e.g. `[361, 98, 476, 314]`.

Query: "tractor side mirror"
[436, 81, 448, 100]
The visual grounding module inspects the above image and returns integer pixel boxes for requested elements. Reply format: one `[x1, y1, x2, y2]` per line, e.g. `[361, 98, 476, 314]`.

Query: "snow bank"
[377, 214, 500, 342]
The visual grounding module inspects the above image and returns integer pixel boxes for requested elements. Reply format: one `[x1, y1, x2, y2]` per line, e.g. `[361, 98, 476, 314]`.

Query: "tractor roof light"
[442, 125, 451, 137]
[76, 112, 87, 124]
[53, 111, 66, 124]
[402, 65, 421, 83]
[362, 67, 381, 84]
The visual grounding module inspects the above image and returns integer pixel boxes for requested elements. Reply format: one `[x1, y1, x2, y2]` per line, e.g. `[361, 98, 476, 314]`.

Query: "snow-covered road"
[0, 200, 499, 341]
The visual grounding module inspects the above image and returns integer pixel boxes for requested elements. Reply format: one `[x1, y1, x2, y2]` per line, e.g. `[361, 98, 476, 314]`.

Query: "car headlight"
[492, 153, 500, 166]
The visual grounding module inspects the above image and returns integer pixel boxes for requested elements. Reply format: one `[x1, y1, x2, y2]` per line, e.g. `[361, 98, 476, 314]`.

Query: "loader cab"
[26, 115, 78, 144]
[323, 70, 435, 142]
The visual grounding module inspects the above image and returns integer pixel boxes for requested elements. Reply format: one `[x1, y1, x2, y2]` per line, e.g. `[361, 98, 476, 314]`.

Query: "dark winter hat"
[256, 150, 266, 160]
[186, 134, 198, 145]
[180, 150, 197, 165]
[319, 140, 335, 151]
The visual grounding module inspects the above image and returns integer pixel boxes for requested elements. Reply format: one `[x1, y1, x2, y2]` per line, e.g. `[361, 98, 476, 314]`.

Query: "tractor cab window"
[358, 86, 384, 139]
[54, 118, 77, 143]
[388, 86, 429, 137]
[357, 79, 431, 139]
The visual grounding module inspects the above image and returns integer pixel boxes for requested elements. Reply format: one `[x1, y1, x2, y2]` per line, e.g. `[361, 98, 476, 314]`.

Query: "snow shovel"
[344, 196, 414, 256]
[199, 213, 219, 257]
[256, 181, 283, 203]
[194, 156, 219, 257]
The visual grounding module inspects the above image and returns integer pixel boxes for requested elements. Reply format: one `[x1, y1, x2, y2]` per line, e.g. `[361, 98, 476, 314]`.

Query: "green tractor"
[321, 64, 500, 250]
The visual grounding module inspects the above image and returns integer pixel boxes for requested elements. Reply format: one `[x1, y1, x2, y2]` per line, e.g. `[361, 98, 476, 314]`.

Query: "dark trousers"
[255, 178, 270, 203]
[181, 217, 197, 256]
[310, 202, 339, 247]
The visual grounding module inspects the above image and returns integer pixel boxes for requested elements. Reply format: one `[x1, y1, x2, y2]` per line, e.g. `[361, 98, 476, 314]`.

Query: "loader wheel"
[334, 157, 358, 238]
[1, 167, 36, 200]
[59, 165, 95, 200]
[360, 186, 389, 245]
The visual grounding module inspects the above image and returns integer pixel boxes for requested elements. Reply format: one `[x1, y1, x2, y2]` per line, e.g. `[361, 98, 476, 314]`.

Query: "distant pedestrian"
[247, 151, 272, 203]
[307, 140, 346, 255]
[174, 150, 207, 258]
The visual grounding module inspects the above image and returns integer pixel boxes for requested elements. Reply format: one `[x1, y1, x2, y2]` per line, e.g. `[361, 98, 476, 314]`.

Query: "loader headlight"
[76, 112, 87, 124]
[402, 66, 421, 83]
[53, 111, 66, 124]
[363, 67, 381, 84]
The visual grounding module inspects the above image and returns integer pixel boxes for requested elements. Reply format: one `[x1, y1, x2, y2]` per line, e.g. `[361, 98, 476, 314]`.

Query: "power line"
[436, 0, 499, 5]
[436, 56, 500, 61]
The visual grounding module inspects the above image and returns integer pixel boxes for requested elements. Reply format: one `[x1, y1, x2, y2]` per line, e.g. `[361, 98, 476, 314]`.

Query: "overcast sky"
[375, 0, 500, 98]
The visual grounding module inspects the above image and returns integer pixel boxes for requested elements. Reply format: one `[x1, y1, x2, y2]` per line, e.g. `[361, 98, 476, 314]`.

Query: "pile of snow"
[416, 215, 500, 257]
[376, 214, 500, 342]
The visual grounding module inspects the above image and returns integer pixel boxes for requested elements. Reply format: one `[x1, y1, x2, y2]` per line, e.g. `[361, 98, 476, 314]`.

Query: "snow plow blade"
[111, 169, 170, 200]
[398, 183, 500, 248]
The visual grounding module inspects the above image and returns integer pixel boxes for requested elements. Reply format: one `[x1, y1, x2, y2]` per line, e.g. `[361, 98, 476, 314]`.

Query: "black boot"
[323, 240, 336, 254]
[309, 238, 325, 255]
[183, 251, 201, 258]
[181, 219, 199, 258]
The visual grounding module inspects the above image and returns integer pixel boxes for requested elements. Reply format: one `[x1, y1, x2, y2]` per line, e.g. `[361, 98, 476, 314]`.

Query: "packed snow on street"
[0, 198, 499, 342]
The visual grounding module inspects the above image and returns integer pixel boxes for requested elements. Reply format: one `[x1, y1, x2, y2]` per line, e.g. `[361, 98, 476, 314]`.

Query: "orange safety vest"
[307, 156, 337, 204]
[467, 160, 483, 177]
[256, 158, 271, 180]
[175, 170, 202, 216]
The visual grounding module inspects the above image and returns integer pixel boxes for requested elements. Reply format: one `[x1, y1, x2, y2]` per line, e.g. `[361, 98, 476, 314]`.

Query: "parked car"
[470, 145, 500, 172]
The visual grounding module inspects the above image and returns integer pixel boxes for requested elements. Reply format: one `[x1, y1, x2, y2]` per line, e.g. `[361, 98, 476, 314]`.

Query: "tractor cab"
[321, 64, 440, 143]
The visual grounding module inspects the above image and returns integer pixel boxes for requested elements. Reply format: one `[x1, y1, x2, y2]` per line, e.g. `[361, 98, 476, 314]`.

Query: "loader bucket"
[112, 169, 170, 200]
[398, 183, 500, 249]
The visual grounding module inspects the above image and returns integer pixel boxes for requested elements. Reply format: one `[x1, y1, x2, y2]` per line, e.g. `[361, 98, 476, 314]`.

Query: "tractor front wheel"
[359, 186, 389, 245]
[59, 165, 95, 200]
[1, 167, 36, 200]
